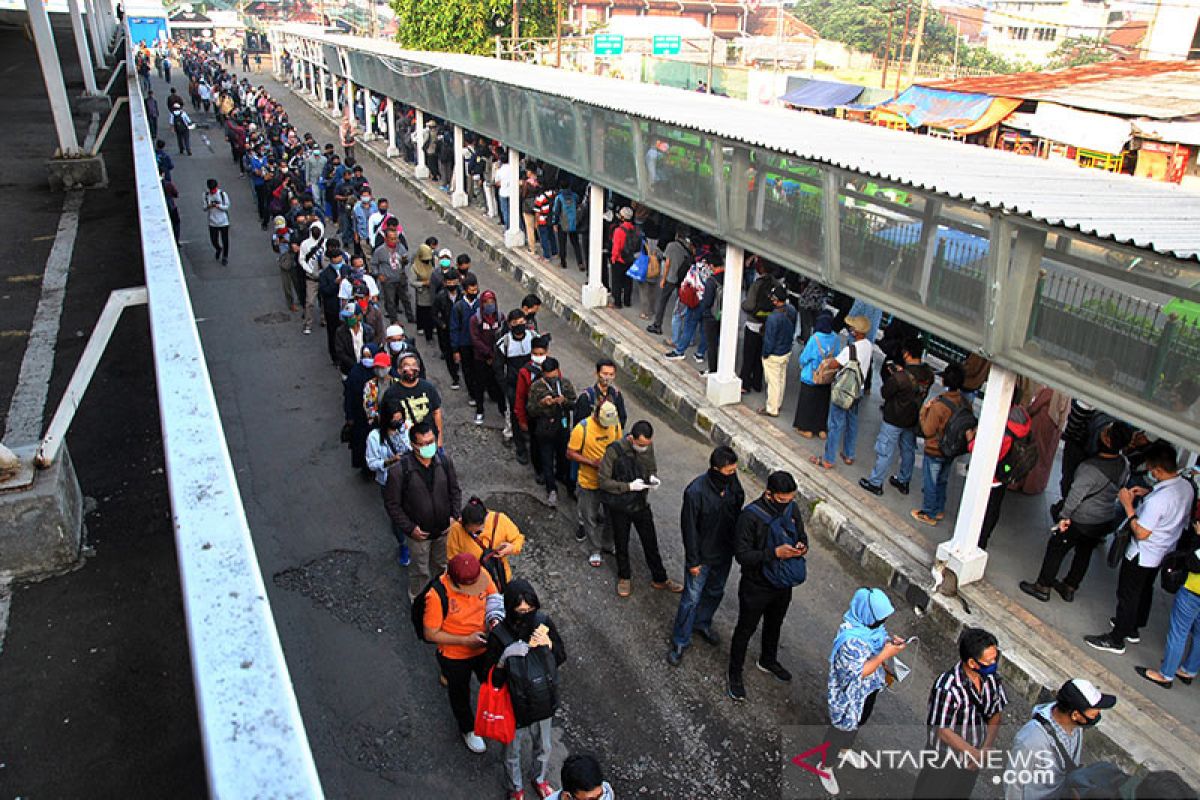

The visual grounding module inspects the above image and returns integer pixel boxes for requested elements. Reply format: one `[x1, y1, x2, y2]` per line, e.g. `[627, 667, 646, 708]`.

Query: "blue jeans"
[824, 402, 861, 463]
[537, 225, 558, 258]
[673, 305, 706, 356]
[670, 560, 732, 649]
[867, 422, 916, 486]
[1160, 587, 1200, 678]
[921, 455, 952, 517]
[499, 197, 511, 229]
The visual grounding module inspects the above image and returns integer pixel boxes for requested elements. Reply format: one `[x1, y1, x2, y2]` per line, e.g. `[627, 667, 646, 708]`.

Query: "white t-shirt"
[496, 162, 513, 198]
[338, 273, 380, 300]
[837, 338, 873, 371]
[1125, 474, 1193, 568]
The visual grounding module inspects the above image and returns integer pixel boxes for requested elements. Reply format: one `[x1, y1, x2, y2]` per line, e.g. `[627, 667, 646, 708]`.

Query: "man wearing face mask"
[433, 266, 463, 389]
[371, 227, 411, 325]
[469, 290, 509, 427]
[495, 309, 534, 451]
[668, 446, 745, 666]
[334, 301, 372, 376]
[385, 421, 462, 598]
[515, 336, 552, 473]
[1004, 679, 1115, 800]
[383, 324, 423, 373]
[383, 352, 444, 447]
[913, 627, 1008, 799]
[526, 357, 578, 508]
[573, 358, 627, 430]
[362, 352, 397, 426]
[411, 242, 437, 343]
[450, 273, 482, 401]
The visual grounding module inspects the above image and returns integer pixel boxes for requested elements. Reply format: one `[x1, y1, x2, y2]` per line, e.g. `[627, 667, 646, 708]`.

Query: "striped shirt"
[925, 663, 1008, 753]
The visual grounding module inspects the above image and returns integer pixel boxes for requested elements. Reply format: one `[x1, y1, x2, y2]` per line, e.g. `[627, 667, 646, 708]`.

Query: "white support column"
[83, 0, 105, 70]
[318, 66, 327, 106]
[25, 0, 81, 157]
[66, 0, 99, 95]
[386, 99, 399, 157]
[504, 149, 526, 249]
[706, 244, 744, 405]
[365, 91, 377, 141]
[582, 183, 607, 307]
[100, 0, 115, 45]
[346, 78, 357, 131]
[451, 125, 468, 207]
[414, 108, 430, 178]
[331, 76, 341, 117]
[935, 364, 1017, 587]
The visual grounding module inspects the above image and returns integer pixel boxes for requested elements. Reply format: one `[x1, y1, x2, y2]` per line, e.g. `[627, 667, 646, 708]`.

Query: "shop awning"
[780, 79, 865, 110]
[1131, 119, 1200, 147]
[1028, 102, 1132, 155]
[877, 85, 1017, 133]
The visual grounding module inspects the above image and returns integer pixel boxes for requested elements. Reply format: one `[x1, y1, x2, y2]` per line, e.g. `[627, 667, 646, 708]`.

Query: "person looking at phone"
[422, 553, 495, 754]
[815, 587, 907, 794]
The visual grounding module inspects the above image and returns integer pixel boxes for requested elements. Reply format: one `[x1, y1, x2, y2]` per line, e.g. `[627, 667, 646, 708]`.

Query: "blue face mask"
[975, 661, 999, 676]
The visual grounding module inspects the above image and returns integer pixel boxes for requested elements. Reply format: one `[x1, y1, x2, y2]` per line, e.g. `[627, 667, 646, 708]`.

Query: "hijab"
[830, 587, 894, 664]
[814, 312, 834, 335]
[502, 579, 541, 642]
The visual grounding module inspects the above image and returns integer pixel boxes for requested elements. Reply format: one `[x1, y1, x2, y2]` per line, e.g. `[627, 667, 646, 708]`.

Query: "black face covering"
[709, 468, 732, 487]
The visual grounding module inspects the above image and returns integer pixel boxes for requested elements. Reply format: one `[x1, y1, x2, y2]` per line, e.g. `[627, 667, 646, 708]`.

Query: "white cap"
[385, 324, 404, 338]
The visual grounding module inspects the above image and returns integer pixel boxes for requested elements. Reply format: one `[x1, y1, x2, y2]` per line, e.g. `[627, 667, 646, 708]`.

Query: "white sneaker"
[547, 490, 558, 508]
[467, 398, 477, 407]
[474, 412, 484, 425]
[462, 731, 486, 753]
[502, 418, 513, 439]
[818, 766, 839, 795]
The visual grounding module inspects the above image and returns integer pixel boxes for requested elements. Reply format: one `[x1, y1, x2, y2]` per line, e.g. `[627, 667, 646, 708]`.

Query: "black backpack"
[410, 576, 448, 642]
[937, 396, 977, 459]
[998, 408, 1038, 486]
[495, 614, 559, 725]
[618, 225, 642, 265]
[600, 444, 647, 514]
[172, 112, 188, 134]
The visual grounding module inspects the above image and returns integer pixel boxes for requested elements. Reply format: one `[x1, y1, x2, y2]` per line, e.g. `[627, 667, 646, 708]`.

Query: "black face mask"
[1075, 712, 1101, 727]
[868, 619, 887, 629]
[708, 468, 732, 487]
[511, 324, 527, 337]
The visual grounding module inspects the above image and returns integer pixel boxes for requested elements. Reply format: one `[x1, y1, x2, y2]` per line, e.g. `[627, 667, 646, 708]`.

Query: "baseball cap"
[447, 553, 482, 586]
[372, 352, 392, 368]
[618, 206, 633, 220]
[385, 324, 404, 339]
[1057, 679, 1116, 713]
[597, 401, 620, 428]
[770, 285, 789, 302]
[438, 248, 453, 259]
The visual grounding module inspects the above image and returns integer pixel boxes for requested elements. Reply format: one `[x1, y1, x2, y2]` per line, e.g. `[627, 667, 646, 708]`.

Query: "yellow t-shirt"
[1185, 569, 1200, 596]
[568, 419, 622, 490]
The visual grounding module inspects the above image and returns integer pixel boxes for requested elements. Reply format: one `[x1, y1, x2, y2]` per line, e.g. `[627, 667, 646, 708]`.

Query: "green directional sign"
[652, 35, 682, 55]
[593, 34, 625, 56]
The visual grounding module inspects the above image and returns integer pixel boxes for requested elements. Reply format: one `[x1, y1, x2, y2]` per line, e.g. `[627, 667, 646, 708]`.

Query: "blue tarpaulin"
[876, 85, 997, 131]
[780, 79, 865, 110]
[874, 224, 989, 268]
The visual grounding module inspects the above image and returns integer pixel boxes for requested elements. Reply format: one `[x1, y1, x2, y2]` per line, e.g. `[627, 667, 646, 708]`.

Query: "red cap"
[372, 352, 392, 368]
[447, 553, 481, 585]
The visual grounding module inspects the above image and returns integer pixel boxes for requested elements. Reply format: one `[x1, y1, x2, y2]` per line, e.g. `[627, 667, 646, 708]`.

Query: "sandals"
[809, 456, 834, 470]
[616, 578, 631, 597]
[842, 457, 855, 466]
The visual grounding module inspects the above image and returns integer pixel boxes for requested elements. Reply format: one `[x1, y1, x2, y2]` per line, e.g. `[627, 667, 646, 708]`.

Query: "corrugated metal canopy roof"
[279, 25, 1200, 260]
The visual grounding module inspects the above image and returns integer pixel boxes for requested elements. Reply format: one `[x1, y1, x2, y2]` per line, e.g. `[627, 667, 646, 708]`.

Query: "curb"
[287, 84, 1200, 786]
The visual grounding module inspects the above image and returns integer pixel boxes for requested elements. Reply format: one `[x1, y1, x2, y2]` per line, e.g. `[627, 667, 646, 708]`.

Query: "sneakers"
[467, 398, 477, 407]
[818, 765, 840, 796]
[651, 579, 684, 593]
[888, 476, 910, 495]
[616, 578, 631, 597]
[694, 353, 706, 364]
[398, 544, 411, 567]
[588, 552, 602, 568]
[727, 671, 746, 702]
[646, 324, 662, 334]
[474, 412, 484, 425]
[546, 489, 558, 508]
[575, 524, 587, 543]
[450, 381, 461, 390]
[858, 478, 883, 496]
[302, 326, 311, 335]
[1018, 581, 1050, 602]
[463, 731, 486, 753]
[1083, 633, 1126, 654]
[667, 646, 684, 667]
[663, 350, 686, 361]
[533, 782, 554, 799]
[1053, 581, 1076, 602]
[1109, 617, 1140, 643]
[502, 418, 513, 440]
[756, 660, 793, 682]
[508, 791, 525, 800]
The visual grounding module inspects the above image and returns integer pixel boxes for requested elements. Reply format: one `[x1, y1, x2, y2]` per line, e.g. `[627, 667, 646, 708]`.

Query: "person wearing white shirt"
[1085, 441, 1192, 654]
[202, 178, 230, 264]
[495, 153, 513, 229]
[813, 315, 873, 470]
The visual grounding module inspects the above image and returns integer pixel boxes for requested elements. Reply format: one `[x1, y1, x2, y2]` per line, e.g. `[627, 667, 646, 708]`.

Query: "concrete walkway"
[275, 75, 1200, 784]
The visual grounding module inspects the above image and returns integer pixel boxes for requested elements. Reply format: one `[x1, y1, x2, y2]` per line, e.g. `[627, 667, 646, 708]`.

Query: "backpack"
[618, 225, 642, 265]
[600, 444, 648, 514]
[493, 614, 559, 725]
[678, 263, 707, 309]
[474, 513, 509, 593]
[410, 576, 448, 642]
[172, 111, 188, 133]
[1034, 716, 1132, 797]
[1160, 481, 1199, 594]
[937, 396, 978, 459]
[711, 281, 724, 321]
[888, 366, 931, 429]
[830, 344, 865, 410]
[998, 409, 1038, 486]
[1084, 411, 1117, 457]
[747, 501, 807, 589]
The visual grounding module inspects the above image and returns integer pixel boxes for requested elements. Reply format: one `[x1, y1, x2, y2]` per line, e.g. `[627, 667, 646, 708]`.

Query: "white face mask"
[389, 340, 404, 352]
[360, 357, 374, 368]
[531, 354, 547, 365]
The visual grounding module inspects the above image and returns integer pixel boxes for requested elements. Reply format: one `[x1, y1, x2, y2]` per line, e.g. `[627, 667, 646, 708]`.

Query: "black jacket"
[880, 362, 935, 429]
[433, 287, 459, 330]
[486, 613, 567, 727]
[680, 471, 746, 568]
[734, 496, 808, 590]
[382, 451, 462, 538]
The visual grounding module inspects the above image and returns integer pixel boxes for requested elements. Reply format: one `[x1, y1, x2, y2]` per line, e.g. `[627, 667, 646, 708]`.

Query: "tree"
[791, 0, 957, 64]
[390, 0, 558, 55]
[1047, 36, 1114, 69]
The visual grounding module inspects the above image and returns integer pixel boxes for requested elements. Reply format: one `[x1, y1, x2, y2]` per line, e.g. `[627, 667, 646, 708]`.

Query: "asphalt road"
[159, 70, 1033, 799]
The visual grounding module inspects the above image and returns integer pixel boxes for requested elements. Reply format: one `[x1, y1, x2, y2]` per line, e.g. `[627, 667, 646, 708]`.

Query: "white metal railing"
[124, 28, 324, 799]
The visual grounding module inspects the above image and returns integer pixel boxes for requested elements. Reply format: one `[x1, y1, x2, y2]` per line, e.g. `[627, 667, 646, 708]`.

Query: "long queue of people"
[140, 41, 1200, 800]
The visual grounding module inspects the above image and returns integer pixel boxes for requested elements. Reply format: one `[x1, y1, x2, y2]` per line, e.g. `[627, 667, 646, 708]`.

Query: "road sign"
[652, 35, 682, 55]
[593, 34, 624, 56]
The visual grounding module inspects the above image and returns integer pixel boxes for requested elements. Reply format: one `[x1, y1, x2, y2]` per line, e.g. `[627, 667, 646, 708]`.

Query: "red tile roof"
[746, 6, 818, 38]
[922, 59, 1200, 96]
[1109, 20, 1148, 50]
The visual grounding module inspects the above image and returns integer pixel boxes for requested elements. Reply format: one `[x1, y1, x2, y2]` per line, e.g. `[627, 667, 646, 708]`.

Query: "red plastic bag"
[474, 669, 516, 744]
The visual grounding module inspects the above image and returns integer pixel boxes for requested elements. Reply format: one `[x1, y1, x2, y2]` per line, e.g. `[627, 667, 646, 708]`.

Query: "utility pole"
[952, 20, 960, 78]
[555, 0, 562, 67]
[880, 5, 899, 89]
[894, 0, 910, 97]
[908, 0, 928, 82]
[512, 0, 521, 53]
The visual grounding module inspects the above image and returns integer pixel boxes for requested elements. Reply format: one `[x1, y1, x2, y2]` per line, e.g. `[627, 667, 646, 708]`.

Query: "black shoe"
[214, 251, 221, 261]
[516, 453, 530, 466]
[727, 672, 746, 702]
[667, 646, 684, 667]
[1109, 617, 1141, 643]
[574, 524, 586, 543]
[888, 476, 910, 495]
[1019, 581, 1050, 602]
[646, 324, 662, 335]
[1084, 633, 1126, 655]
[1052, 580, 1075, 602]
[694, 628, 720, 646]
[858, 478, 883, 496]
[756, 660, 792, 682]
[221, 256, 228, 265]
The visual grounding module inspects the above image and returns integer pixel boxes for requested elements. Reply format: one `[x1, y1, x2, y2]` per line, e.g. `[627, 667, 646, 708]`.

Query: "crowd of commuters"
[136, 39, 1200, 799]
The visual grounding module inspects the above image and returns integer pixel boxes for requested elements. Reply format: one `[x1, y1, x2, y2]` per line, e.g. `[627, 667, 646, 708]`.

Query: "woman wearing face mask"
[468, 289, 509, 426]
[343, 343, 380, 475]
[365, 397, 413, 565]
[815, 587, 907, 794]
[362, 351, 397, 426]
[486, 579, 567, 800]
[448, 496, 525, 589]
[334, 301, 368, 376]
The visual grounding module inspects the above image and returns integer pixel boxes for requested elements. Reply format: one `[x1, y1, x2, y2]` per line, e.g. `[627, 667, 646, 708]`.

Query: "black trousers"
[533, 425, 570, 490]
[978, 484, 1007, 550]
[739, 326, 764, 392]
[254, 183, 270, 224]
[609, 261, 632, 307]
[912, 762, 980, 799]
[1035, 521, 1109, 589]
[652, 282, 678, 330]
[415, 304, 435, 341]
[457, 346, 478, 398]
[437, 652, 488, 734]
[703, 317, 721, 374]
[728, 579, 791, 677]
[436, 328, 459, 383]
[469, 360, 507, 419]
[1112, 555, 1159, 641]
[823, 690, 879, 758]
[607, 505, 667, 582]
[324, 307, 341, 363]
[175, 127, 191, 155]
[558, 229, 584, 269]
[208, 225, 229, 258]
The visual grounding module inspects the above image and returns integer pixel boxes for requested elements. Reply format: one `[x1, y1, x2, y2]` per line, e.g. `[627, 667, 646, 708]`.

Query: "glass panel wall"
[584, 107, 639, 197]
[494, 83, 539, 154]
[837, 179, 926, 304]
[461, 75, 501, 137]
[532, 93, 584, 173]
[639, 121, 719, 231]
[725, 145, 822, 273]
